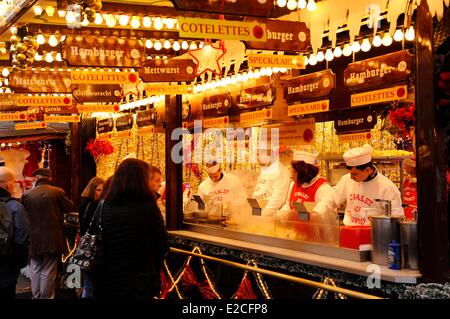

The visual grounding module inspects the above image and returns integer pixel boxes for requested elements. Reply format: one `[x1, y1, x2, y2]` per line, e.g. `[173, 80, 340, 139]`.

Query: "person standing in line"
[0, 167, 30, 299]
[21, 168, 73, 299]
[93, 159, 169, 299]
[77, 176, 105, 299]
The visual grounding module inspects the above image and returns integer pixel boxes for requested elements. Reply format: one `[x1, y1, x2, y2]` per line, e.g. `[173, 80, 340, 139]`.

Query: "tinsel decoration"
[74, 0, 102, 23]
[10, 26, 39, 71]
[313, 277, 347, 299]
[233, 273, 257, 299]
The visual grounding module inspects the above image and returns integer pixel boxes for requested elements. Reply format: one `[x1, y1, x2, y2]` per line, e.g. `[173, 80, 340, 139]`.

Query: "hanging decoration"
[9, 25, 39, 71]
[86, 138, 114, 164]
[188, 40, 227, 77]
[313, 277, 347, 299]
[73, 0, 103, 23]
[388, 102, 416, 151]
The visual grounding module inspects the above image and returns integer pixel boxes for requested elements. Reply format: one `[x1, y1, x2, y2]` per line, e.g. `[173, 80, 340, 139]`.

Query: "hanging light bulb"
[343, 44, 352, 56]
[172, 41, 181, 51]
[55, 53, 62, 61]
[94, 13, 103, 25]
[2, 68, 9, 77]
[119, 15, 129, 26]
[352, 40, 361, 52]
[48, 35, 58, 47]
[382, 33, 393, 46]
[81, 17, 89, 26]
[153, 41, 162, 50]
[10, 26, 17, 34]
[303, 55, 309, 65]
[33, 6, 43, 16]
[65, 11, 76, 24]
[36, 34, 46, 45]
[154, 17, 163, 30]
[57, 10, 66, 18]
[277, 0, 287, 7]
[163, 40, 171, 49]
[361, 38, 371, 52]
[325, 49, 334, 61]
[393, 29, 404, 42]
[306, 0, 316, 11]
[287, 0, 298, 10]
[405, 26, 415, 41]
[308, 53, 317, 65]
[266, 68, 273, 76]
[181, 40, 189, 50]
[372, 35, 382, 47]
[130, 16, 140, 29]
[34, 52, 42, 61]
[165, 18, 176, 29]
[5, 88, 11, 94]
[106, 14, 116, 27]
[298, 0, 307, 9]
[333, 46, 342, 57]
[145, 39, 153, 48]
[143, 16, 151, 28]
[45, 52, 54, 63]
[189, 42, 197, 50]
[3, 79, 8, 86]
[45, 6, 55, 17]
[316, 51, 325, 62]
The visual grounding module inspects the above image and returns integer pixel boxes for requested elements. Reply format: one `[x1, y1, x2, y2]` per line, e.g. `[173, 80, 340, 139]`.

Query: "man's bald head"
[0, 167, 16, 194]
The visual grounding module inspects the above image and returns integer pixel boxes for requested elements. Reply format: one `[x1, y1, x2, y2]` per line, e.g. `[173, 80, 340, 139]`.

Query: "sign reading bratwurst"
[284, 69, 335, 103]
[140, 59, 197, 82]
[61, 35, 145, 68]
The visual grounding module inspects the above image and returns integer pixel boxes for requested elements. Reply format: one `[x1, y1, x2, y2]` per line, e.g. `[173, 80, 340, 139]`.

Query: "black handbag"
[68, 199, 105, 270]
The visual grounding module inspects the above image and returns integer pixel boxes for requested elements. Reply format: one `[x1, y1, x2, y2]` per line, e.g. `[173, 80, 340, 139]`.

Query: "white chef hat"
[343, 144, 372, 166]
[205, 162, 221, 174]
[292, 150, 317, 165]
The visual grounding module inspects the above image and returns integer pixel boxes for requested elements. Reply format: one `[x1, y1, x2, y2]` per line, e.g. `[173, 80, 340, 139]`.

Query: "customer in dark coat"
[0, 167, 30, 299]
[21, 168, 73, 299]
[93, 159, 169, 299]
[78, 177, 105, 236]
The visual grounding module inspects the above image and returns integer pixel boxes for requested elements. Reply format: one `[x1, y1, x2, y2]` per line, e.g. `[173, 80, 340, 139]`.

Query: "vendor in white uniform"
[314, 144, 404, 226]
[197, 161, 247, 218]
[252, 147, 290, 216]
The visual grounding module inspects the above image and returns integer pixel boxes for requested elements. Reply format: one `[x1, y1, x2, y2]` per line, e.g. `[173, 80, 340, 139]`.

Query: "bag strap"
[86, 199, 105, 234]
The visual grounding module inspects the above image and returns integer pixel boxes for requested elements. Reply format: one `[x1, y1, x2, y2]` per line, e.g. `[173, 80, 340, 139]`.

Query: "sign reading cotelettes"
[44, 115, 80, 123]
[237, 83, 275, 110]
[0, 112, 28, 121]
[344, 50, 413, 91]
[70, 71, 139, 84]
[136, 110, 157, 127]
[15, 122, 47, 130]
[61, 35, 145, 68]
[178, 17, 266, 42]
[97, 118, 114, 134]
[73, 84, 123, 103]
[9, 70, 74, 93]
[350, 85, 407, 107]
[337, 131, 373, 142]
[115, 114, 133, 131]
[201, 93, 231, 118]
[245, 20, 310, 52]
[288, 100, 329, 116]
[284, 70, 336, 103]
[248, 54, 305, 69]
[240, 108, 272, 124]
[140, 59, 197, 82]
[14, 95, 74, 106]
[334, 109, 377, 134]
[171, 0, 273, 17]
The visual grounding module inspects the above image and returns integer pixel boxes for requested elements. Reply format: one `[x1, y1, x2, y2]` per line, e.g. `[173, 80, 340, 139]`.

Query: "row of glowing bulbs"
[304, 27, 415, 65]
[276, 0, 317, 11]
[33, 5, 177, 30]
[0, 67, 10, 93]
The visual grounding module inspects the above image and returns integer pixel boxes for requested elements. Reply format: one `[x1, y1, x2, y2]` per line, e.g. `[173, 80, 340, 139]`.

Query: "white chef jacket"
[198, 172, 247, 206]
[252, 161, 290, 216]
[314, 172, 404, 226]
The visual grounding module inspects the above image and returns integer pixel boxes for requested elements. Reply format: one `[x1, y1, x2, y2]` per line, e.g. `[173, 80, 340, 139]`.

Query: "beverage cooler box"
[339, 226, 372, 250]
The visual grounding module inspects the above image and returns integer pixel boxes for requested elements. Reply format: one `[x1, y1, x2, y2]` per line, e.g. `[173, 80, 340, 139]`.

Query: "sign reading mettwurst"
[115, 114, 133, 131]
[201, 93, 232, 118]
[61, 35, 146, 68]
[97, 118, 114, 134]
[334, 109, 377, 134]
[172, 0, 273, 17]
[237, 83, 275, 110]
[284, 70, 336, 103]
[73, 84, 123, 103]
[140, 59, 197, 82]
[245, 20, 310, 52]
[136, 110, 157, 127]
[9, 70, 74, 93]
[344, 50, 413, 91]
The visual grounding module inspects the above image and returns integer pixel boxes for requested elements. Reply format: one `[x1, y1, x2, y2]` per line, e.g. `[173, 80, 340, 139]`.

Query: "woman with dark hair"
[93, 159, 169, 299]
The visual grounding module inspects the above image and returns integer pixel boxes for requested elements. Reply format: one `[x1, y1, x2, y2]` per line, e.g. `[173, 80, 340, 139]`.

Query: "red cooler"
[339, 226, 372, 249]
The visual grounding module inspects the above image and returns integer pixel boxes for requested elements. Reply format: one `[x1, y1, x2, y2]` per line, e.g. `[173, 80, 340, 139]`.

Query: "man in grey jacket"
[0, 167, 30, 299]
[21, 168, 73, 299]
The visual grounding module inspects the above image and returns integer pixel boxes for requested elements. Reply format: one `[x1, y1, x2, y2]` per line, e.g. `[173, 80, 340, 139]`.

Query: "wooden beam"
[415, 0, 449, 283]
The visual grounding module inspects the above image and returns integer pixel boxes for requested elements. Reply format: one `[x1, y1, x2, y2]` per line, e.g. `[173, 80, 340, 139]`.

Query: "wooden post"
[415, 0, 449, 282]
[70, 122, 80, 208]
[165, 94, 183, 230]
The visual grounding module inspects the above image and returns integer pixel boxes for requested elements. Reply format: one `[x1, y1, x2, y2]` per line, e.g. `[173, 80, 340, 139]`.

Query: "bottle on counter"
[388, 240, 402, 270]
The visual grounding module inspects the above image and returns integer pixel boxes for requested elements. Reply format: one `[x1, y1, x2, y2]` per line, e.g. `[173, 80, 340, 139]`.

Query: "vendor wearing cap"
[403, 156, 417, 221]
[281, 150, 332, 211]
[197, 161, 247, 212]
[314, 144, 404, 226]
[251, 146, 290, 217]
